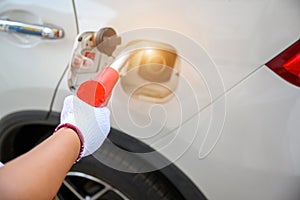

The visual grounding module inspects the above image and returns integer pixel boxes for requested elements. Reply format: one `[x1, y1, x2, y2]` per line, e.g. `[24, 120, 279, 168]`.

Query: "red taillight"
[283, 52, 300, 77]
[266, 39, 300, 87]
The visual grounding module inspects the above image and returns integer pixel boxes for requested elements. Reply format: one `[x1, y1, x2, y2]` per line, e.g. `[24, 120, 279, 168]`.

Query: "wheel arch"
[0, 111, 60, 162]
[0, 111, 206, 200]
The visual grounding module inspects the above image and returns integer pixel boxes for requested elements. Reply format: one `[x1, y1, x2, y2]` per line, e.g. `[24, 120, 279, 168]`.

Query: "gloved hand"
[56, 95, 111, 161]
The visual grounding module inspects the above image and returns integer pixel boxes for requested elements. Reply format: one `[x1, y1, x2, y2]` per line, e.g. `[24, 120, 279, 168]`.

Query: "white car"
[0, 0, 299, 199]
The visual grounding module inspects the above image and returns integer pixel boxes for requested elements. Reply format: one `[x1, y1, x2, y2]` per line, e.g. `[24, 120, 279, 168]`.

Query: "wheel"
[56, 141, 185, 200]
[57, 169, 129, 200]
[0, 112, 204, 200]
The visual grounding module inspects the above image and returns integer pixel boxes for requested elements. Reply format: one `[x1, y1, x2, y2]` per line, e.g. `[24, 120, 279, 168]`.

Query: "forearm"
[0, 128, 80, 200]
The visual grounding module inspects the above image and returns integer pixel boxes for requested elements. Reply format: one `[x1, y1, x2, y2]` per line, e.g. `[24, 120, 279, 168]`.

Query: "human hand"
[56, 95, 111, 160]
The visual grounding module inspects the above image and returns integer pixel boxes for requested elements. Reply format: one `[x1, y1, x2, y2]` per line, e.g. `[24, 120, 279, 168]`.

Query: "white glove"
[57, 95, 111, 160]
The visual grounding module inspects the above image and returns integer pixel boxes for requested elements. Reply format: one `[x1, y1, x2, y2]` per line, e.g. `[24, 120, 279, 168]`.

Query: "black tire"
[57, 141, 185, 200]
[0, 112, 205, 200]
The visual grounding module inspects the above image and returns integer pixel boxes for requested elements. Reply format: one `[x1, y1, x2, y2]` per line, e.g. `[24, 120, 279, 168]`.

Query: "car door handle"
[0, 19, 64, 39]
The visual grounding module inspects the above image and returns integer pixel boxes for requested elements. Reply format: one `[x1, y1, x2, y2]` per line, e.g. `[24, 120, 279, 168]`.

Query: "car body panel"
[158, 66, 300, 200]
[74, 0, 300, 90]
[49, 0, 300, 199]
[0, 0, 77, 118]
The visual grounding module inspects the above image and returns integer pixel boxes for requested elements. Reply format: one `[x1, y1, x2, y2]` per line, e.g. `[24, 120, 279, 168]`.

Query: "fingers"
[101, 93, 112, 106]
[95, 107, 111, 136]
[60, 94, 111, 157]
[61, 95, 74, 122]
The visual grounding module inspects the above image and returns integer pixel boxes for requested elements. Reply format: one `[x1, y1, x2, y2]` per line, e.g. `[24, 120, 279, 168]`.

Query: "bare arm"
[0, 127, 81, 200]
[0, 94, 111, 200]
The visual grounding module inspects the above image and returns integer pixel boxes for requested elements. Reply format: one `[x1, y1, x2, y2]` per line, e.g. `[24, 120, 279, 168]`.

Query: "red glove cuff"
[55, 123, 85, 162]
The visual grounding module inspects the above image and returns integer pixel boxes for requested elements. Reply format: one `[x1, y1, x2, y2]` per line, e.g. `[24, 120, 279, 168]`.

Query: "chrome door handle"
[0, 19, 64, 39]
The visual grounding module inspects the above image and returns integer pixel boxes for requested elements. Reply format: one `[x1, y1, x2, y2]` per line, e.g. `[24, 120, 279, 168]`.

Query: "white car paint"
[55, 0, 299, 199]
[0, 0, 299, 199]
[0, 0, 77, 119]
[168, 67, 300, 200]
[73, 0, 300, 90]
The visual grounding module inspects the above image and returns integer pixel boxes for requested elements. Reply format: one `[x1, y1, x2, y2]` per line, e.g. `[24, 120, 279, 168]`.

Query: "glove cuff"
[55, 123, 85, 162]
